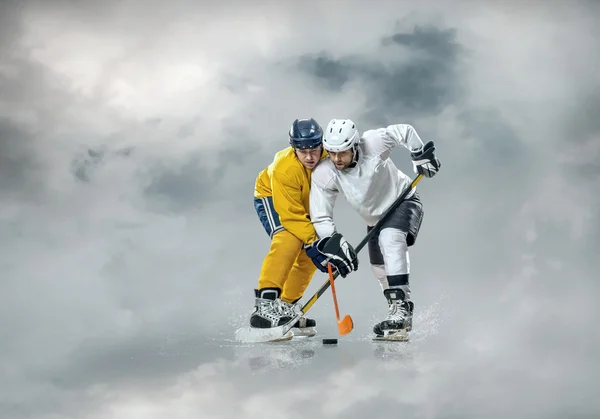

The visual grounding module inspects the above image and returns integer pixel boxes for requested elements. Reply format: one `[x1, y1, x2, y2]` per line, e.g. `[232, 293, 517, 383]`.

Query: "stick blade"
[337, 315, 354, 336]
[234, 326, 294, 343]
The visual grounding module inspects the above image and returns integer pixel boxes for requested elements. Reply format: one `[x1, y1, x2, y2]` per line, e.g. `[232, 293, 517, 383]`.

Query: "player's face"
[328, 149, 354, 169]
[295, 146, 322, 169]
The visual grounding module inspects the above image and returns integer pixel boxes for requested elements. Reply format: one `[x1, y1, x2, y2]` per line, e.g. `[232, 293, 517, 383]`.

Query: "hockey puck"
[322, 338, 338, 345]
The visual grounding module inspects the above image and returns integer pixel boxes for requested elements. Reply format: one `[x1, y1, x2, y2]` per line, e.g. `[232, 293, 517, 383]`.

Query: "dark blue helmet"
[289, 118, 323, 150]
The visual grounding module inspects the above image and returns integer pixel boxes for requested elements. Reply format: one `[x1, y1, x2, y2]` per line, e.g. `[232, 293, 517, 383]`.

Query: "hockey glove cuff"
[411, 140, 441, 178]
[305, 233, 359, 278]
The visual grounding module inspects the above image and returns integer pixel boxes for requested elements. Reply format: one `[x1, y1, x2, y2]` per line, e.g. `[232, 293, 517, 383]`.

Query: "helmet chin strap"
[347, 146, 360, 168]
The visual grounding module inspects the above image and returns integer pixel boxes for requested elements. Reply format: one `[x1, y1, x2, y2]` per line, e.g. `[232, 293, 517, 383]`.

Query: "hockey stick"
[328, 262, 353, 335]
[234, 174, 423, 343]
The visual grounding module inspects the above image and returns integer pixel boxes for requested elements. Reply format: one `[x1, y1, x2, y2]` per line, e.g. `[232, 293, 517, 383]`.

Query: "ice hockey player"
[251, 118, 359, 337]
[309, 119, 441, 338]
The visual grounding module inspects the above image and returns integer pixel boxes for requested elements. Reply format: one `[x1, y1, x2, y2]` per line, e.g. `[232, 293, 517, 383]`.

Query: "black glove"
[305, 233, 359, 278]
[411, 141, 441, 178]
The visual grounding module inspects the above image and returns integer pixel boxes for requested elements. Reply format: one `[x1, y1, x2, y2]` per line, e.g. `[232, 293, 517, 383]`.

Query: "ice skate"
[280, 299, 317, 337]
[250, 288, 293, 328]
[235, 288, 294, 343]
[372, 288, 413, 342]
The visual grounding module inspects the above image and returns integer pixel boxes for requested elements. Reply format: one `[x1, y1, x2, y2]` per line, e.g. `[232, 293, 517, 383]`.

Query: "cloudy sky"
[1, 0, 599, 418]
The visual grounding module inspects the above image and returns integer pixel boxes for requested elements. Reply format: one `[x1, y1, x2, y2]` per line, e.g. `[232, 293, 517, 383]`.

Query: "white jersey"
[310, 124, 425, 238]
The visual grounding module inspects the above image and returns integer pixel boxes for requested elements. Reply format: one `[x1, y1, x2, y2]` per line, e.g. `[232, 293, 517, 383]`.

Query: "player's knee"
[379, 228, 408, 252]
[269, 230, 303, 257]
[378, 229, 410, 275]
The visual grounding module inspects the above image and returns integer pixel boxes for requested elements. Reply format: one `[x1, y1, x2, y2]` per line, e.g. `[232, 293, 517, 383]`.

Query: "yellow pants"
[257, 229, 317, 303]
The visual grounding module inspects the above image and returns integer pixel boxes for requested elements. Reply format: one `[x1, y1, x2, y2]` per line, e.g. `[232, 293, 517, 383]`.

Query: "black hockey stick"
[296, 173, 424, 317]
[234, 174, 425, 342]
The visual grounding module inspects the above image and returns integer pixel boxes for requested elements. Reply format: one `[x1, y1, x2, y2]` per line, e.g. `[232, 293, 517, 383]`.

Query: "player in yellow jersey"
[251, 118, 359, 337]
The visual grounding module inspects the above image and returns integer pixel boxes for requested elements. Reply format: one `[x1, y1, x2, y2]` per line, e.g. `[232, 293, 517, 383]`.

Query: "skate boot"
[280, 298, 317, 337]
[249, 288, 292, 329]
[373, 288, 414, 341]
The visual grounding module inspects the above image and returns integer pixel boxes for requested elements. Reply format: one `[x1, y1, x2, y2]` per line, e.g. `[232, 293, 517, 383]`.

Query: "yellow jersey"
[254, 146, 327, 245]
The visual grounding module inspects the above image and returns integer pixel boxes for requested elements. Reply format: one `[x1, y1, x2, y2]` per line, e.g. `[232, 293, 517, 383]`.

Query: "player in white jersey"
[309, 118, 441, 338]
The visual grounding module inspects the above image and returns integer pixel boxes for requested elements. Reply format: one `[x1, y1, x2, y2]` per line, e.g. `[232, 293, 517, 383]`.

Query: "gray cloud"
[0, 118, 44, 197]
[296, 25, 465, 126]
[1, 0, 600, 418]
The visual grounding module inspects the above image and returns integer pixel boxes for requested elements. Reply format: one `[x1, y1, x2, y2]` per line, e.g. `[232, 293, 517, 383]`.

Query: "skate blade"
[372, 330, 409, 342]
[292, 327, 317, 338]
[234, 326, 294, 343]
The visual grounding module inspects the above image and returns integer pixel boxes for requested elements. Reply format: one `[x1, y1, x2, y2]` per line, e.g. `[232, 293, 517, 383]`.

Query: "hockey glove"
[305, 233, 359, 278]
[411, 141, 441, 178]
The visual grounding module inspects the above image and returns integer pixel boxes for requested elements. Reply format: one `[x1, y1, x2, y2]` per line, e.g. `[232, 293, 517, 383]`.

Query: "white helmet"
[323, 119, 360, 152]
